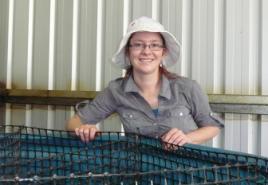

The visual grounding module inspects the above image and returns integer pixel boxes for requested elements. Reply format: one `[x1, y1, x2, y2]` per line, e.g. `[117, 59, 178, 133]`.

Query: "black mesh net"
[0, 125, 267, 184]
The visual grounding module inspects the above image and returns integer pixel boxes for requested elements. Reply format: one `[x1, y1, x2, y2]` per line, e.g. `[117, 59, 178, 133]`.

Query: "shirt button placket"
[152, 122, 158, 138]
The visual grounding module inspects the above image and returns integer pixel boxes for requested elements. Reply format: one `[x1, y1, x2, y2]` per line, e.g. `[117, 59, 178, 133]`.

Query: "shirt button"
[155, 136, 159, 139]
[179, 112, 183, 116]
[129, 114, 133, 118]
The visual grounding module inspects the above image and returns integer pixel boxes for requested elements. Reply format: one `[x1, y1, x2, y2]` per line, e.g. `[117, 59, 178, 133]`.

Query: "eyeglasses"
[129, 43, 165, 51]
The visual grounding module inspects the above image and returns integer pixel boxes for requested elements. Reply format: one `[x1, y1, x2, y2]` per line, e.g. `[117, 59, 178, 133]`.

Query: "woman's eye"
[133, 43, 143, 47]
[151, 44, 159, 48]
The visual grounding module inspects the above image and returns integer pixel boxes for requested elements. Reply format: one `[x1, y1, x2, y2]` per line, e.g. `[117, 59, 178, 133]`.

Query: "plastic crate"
[0, 125, 267, 185]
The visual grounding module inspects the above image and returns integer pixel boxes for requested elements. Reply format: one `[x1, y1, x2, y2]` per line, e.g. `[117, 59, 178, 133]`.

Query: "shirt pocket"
[120, 109, 151, 133]
[165, 106, 197, 133]
[169, 106, 190, 118]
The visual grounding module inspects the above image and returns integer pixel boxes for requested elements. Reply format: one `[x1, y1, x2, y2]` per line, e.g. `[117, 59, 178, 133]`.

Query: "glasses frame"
[128, 43, 165, 51]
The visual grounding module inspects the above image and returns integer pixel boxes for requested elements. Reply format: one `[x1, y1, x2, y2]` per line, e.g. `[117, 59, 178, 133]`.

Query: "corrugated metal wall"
[0, 0, 268, 157]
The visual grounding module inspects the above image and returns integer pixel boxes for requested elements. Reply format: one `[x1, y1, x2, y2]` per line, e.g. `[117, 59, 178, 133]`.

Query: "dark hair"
[124, 32, 179, 79]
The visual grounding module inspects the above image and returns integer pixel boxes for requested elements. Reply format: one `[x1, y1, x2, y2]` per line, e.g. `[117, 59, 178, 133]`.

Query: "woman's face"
[127, 32, 166, 75]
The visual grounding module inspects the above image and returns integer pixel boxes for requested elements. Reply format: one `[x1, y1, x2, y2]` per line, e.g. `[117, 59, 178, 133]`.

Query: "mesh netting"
[0, 125, 267, 185]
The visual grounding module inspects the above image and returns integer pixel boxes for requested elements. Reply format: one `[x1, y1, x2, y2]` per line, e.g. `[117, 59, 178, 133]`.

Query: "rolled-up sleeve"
[75, 87, 117, 124]
[190, 81, 224, 128]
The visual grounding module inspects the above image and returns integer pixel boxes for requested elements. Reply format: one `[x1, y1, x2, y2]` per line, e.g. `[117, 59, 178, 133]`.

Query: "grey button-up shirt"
[76, 75, 224, 138]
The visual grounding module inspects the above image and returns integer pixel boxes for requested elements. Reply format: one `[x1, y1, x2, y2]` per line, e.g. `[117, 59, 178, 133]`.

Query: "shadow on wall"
[0, 82, 5, 89]
[0, 81, 6, 125]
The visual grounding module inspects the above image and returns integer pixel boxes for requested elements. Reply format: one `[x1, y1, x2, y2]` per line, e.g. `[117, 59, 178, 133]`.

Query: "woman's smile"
[139, 58, 154, 63]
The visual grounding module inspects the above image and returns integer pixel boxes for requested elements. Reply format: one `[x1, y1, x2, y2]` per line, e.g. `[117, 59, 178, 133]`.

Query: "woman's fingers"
[173, 135, 188, 146]
[74, 125, 99, 142]
[89, 127, 98, 140]
[161, 128, 192, 147]
[161, 128, 181, 142]
[163, 128, 183, 143]
[83, 128, 90, 142]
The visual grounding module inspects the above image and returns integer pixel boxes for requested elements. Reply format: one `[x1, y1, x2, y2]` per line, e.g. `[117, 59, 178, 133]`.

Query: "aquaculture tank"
[0, 125, 267, 185]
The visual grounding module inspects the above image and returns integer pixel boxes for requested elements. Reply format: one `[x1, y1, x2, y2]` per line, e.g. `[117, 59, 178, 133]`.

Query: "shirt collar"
[124, 75, 140, 93]
[159, 75, 171, 99]
[124, 74, 171, 100]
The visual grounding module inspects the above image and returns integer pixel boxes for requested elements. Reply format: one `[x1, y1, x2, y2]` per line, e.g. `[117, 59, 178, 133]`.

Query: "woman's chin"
[134, 67, 158, 75]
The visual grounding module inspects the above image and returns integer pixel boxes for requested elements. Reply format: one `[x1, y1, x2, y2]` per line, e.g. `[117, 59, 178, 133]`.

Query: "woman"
[67, 16, 223, 146]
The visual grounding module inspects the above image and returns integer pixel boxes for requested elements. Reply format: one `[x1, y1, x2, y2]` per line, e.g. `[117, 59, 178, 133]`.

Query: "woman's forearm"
[66, 115, 84, 131]
[186, 126, 220, 144]
[66, 114, 97, 131]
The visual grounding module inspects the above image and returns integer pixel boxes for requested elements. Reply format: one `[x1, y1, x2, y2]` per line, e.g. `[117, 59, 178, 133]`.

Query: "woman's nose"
[141, 45, 152, 54]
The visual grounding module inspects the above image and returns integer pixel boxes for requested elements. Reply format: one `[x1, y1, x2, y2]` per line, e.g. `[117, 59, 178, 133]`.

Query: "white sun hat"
[112, 16, 181, 69]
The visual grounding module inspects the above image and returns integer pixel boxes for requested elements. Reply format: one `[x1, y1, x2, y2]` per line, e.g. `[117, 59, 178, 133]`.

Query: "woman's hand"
[67, 114, 100, 142]
[161, 128, 193, 147]
[161, 126, 220, 148]
[74, 124, 100, 142]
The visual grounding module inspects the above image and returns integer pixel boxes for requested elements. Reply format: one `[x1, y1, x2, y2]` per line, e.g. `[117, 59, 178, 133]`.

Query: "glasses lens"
[129, 43, 164, 51]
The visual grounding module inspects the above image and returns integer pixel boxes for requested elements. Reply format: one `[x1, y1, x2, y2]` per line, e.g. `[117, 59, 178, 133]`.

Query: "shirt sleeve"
[75, 87, 117, 124]
[190, 81, 224, 128]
